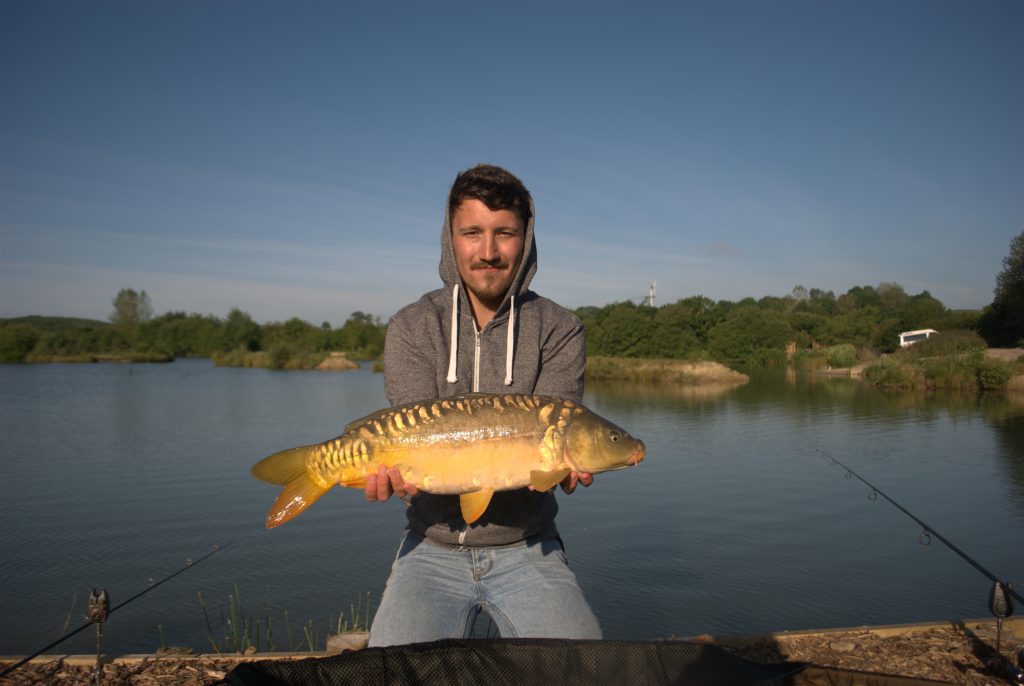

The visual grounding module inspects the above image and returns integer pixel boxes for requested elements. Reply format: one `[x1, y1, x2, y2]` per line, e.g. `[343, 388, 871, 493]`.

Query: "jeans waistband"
[414, 528, 560, 552]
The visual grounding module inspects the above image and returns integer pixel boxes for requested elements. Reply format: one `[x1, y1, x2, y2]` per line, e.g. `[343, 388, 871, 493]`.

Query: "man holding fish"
[365, 164, 607, 646]
[251, 164, 644, 642]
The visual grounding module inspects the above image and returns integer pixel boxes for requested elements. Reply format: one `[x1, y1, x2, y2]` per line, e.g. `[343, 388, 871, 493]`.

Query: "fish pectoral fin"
[459, 490, 494, 525]
[337, 476, 368, 488]
[530, 469, 571, 492]
[266, 475, 330, 529]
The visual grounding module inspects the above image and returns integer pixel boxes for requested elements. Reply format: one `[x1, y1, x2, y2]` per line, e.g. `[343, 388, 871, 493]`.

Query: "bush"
[922, 357, 977, 392]
[0, 324, 40, 362]
[268, 345, 292, 370]
[863, 357, 925, 389]
[826, 344, 857, 368]
[977, 358, 1013, 391]
[791, 349, 828, 370]
[906, 330, 985, 358]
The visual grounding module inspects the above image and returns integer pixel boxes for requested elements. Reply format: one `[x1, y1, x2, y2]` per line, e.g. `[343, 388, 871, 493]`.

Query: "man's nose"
[480, 233, 498, 261]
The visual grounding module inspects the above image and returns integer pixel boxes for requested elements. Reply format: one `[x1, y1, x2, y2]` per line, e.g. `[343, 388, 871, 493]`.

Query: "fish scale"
[252, 392, 645, 528]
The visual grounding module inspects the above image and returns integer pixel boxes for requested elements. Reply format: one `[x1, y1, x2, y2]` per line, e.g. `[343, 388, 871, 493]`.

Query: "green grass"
[195, 585, 373, 654]
[584, 357, 747, 384]
[210, 348, 332, 370]
[863, 350, 1015, 391]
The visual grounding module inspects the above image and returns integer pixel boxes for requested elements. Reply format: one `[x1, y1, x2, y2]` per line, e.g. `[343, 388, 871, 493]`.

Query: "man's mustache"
[471, 260, 510, 270]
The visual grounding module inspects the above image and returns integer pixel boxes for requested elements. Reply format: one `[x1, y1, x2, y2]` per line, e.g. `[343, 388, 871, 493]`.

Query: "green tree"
[333, 311, 386, 358]
[674, 295, 728, 345]
[979, 230, 1024, 347]
[220, 308, 261, 352]
[110, 288, 153, 330]
[808, 288, 836, 315]
[787, 311, 828, 348]
[707, 306, 792, 363]
[650, 301, 701, 358]
[819, 307, 879, 348]
[902, 291, 946, 330]
[139, 312, 224, 357]
[0, 324, 40, 362]
[586, 302, 656, 357]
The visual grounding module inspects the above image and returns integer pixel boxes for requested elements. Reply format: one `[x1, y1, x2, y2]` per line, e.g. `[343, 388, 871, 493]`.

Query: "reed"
[194, 585, 374, 654]
[584, 357, 747, 384]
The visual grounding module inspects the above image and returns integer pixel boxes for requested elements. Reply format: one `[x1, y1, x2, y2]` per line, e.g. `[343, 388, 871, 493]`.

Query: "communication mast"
[645, 281, 656, 307]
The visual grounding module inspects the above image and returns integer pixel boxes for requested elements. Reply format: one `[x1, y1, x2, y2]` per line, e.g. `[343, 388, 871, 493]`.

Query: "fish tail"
[252, 444, 329, 528]
[265, 473, 329, 528]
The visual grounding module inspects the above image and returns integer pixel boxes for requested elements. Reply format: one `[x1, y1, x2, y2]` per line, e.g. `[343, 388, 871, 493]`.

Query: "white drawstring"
[504, 294, 515, 386]
[446, 284, 459, 383]
[447, 283, 515, 386]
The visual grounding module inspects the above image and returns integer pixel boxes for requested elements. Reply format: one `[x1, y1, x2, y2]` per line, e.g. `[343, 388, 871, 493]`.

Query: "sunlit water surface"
[1, 360, 1022, 655]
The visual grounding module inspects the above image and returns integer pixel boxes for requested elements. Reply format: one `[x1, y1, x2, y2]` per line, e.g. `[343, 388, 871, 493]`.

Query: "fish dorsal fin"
[344, 407, 388, 434]
[459, 490, 495, 524]
[530, 469, 571, 493]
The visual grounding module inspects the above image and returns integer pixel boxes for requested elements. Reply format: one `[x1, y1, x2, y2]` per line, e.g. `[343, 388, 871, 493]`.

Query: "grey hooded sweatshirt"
[383, 198, 585, 547]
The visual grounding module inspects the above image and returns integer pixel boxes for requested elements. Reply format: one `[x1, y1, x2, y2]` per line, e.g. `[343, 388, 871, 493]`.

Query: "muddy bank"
[315, 351, 359, 371]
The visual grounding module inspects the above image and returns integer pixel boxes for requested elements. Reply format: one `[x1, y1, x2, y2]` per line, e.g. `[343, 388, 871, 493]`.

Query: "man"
[365, 164, 601, 646]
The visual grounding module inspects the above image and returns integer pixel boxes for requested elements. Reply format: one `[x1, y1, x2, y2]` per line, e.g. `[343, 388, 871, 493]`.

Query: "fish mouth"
[629, 441, 646, 466]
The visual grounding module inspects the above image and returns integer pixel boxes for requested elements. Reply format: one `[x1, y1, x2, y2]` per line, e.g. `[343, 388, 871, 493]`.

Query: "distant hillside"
[1, 316, 109, 331]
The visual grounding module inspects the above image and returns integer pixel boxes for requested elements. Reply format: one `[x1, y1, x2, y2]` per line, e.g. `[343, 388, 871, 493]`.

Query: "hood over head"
[438, 168, 538, 386]
[438, 195, 538, 319]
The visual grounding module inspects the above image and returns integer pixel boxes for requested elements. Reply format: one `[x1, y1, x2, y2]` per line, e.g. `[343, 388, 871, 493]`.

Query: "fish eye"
[609, 431, 620, 442]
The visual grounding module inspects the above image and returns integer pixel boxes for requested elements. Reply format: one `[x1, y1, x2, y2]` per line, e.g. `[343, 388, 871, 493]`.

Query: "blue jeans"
[368, 531, 602, 646]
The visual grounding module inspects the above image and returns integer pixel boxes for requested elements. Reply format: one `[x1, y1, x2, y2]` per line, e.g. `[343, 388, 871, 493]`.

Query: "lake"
[1, 359, 1022, 656]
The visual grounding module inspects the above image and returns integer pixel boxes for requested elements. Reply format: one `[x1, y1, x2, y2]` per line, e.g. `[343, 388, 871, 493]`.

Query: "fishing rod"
[0, 541, 233, 678]
[816, 449, 1022, 605]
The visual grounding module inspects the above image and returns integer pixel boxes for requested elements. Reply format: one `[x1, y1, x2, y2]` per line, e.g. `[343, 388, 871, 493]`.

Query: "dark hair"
[448, 164, 533, 226]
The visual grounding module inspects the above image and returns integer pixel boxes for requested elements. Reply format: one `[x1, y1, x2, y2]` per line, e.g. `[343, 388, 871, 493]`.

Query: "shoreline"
[584, 357, 749, 384]
[3, 617, 1019, 685]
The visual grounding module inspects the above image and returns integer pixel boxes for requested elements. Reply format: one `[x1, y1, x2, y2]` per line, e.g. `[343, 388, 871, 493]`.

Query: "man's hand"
[559, 472, 593, 494]
[364, 465, 419, 503]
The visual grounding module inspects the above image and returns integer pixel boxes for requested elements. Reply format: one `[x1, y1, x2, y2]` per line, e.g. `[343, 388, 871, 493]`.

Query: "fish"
[251, 392, 645, 528]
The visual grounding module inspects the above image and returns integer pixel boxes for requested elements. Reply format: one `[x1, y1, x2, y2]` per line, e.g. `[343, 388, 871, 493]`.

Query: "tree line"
[0, 289, 386, 365]
[1, 231, 1021, 366]
[579, 283, 977, 365]
[0, 282, 996, 367]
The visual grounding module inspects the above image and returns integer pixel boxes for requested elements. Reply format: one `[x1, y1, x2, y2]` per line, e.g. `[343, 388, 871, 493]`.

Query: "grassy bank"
[863, 353, 1020, 391]
[792, 343, 878, 371]
[858, 331, 1024, 391]
[211, 349, 360, 371]
[585, 357, 749, 384]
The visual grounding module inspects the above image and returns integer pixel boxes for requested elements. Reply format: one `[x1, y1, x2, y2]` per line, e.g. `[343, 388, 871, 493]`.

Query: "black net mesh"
[225, 638, 953, 686]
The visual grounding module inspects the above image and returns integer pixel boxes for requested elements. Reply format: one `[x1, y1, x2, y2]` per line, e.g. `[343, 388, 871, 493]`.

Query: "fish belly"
[374, 436, 549, 494]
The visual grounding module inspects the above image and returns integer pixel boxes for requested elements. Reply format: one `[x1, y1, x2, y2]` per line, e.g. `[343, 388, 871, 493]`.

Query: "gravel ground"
[711, 620, 1024, 686]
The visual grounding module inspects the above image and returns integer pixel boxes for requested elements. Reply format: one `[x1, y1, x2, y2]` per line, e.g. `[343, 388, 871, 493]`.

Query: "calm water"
[1, 359, 1022, 655]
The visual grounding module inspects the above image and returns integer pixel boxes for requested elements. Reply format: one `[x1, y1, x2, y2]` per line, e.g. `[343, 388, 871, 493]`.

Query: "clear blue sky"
[2, 0, 1021, 326]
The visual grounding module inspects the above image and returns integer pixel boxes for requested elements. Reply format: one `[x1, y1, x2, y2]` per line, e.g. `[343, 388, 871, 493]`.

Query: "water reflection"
[1, 361, 1022, 654]
[587, 379, 745, 403]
